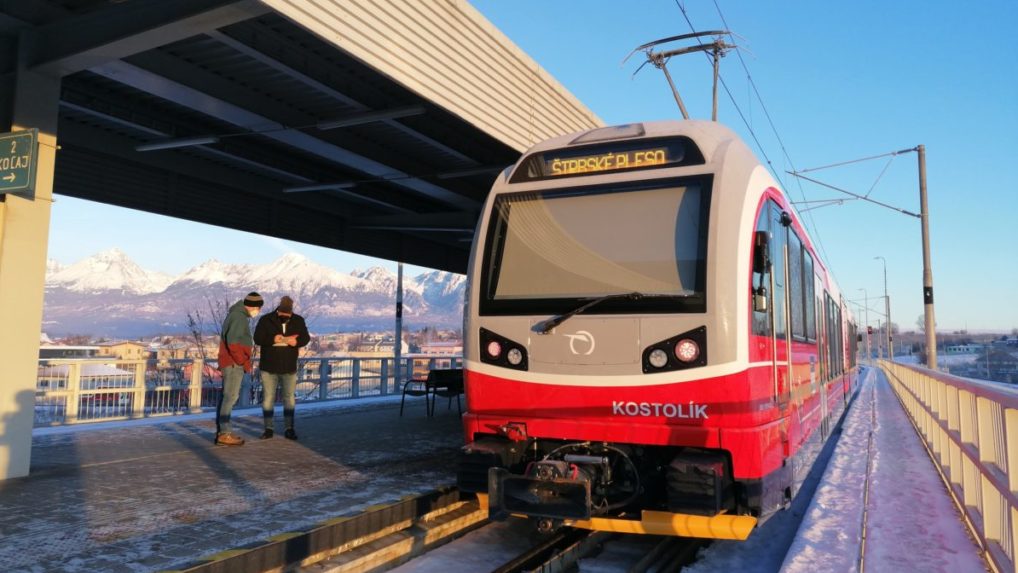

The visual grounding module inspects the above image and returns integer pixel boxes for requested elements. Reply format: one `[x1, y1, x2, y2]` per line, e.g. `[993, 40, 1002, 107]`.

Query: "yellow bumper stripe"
[474, 492, 755, 540]
[564, 510, 757, 540]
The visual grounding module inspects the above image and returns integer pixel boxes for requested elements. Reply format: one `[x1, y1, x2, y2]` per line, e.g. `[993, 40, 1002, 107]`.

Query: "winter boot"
[215, 432, 245, 446]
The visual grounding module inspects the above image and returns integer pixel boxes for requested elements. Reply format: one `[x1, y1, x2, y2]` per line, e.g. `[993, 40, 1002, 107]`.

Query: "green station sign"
[0, 129, 39, 199]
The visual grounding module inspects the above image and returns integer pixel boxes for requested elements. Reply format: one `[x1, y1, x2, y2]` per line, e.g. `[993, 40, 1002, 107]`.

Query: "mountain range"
[44, 249, 465, 337]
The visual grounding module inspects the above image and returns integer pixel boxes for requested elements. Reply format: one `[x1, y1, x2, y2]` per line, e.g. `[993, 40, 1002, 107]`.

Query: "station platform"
[0, 396, 463, 573]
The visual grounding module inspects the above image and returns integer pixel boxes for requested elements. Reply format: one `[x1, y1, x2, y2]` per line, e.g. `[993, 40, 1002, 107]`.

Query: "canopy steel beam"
[25, 0, 269, 76]
[90, 59, 477, 210]
[207, 28, 477, 167]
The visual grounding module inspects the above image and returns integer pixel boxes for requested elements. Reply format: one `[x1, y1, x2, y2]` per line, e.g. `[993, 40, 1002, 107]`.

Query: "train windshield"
[481, 178, 710, 315]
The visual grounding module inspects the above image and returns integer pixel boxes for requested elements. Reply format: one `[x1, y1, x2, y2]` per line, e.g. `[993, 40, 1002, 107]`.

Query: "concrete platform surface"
[0, 396, 462, 573]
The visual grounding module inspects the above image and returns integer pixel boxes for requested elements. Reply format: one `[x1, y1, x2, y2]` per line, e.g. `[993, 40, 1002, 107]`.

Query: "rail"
[881, 360, 1018, 573]
[34, 355, 462, 427]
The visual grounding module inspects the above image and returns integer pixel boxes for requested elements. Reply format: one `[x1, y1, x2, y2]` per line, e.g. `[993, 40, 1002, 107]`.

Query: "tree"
[916, 314, 926, 333]
[184, 296, 229, 385]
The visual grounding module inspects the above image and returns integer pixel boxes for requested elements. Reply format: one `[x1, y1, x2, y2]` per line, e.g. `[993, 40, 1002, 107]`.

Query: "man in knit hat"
[215, 291, 263, 446]
[254, 295, 310, 440]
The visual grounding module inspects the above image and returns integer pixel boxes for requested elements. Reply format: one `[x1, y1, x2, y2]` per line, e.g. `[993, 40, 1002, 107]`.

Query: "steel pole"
[711, 44, 720, 121]
[876, 256, 892, 361]
[877, 319, 883, 360]
[859, 288, 870, 363]
[394, 262, 403, 386]
[918, 145, 937, 369]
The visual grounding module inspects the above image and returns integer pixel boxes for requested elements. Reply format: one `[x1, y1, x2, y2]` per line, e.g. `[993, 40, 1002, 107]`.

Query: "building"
[152, 342, 192, 363]
[943, 343, 983, 355]
[96, 341, 150, 361]
[38, 345, 99, 359]
[352, 338, 409, 355]
[418, 341, 463, 355]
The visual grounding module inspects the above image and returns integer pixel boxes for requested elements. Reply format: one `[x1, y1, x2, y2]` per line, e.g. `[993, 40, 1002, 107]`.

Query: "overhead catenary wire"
[710, 0, 839, 279]
[786, 171, 920, 218]
[793, 148, 915, 175]
[673, 0, 838, 283]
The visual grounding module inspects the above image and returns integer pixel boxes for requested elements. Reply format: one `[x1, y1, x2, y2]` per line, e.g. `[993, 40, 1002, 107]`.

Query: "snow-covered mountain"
[47, 248, 173, 294]
[43, 251, 466, 336]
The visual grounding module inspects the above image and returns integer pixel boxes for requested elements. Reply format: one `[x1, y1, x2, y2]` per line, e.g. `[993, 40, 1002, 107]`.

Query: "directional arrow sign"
[0, 129, 39, 199]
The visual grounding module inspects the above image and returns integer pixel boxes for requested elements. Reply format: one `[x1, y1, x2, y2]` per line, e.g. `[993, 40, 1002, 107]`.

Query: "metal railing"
[34, 355, 462, 427]
[882, 360, 1018, 573]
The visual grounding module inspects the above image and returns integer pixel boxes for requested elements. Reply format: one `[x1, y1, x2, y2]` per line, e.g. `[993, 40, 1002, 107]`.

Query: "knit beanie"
[243, 292, 264, 308]
[277, 295, 294, 314]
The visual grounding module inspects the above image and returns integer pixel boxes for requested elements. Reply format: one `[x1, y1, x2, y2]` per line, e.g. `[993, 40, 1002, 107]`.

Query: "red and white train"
[457, 120, 859, 539]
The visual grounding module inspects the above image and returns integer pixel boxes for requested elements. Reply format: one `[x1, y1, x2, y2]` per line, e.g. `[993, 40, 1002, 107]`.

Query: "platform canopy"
[0, 0, 601, 273]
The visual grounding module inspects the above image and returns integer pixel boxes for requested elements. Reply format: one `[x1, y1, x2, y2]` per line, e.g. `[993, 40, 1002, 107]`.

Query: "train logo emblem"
[564, 330, 595, 355]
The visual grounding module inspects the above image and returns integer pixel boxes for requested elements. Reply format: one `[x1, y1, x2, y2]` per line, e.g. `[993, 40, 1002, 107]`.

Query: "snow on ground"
[781, 367, 985, 572]
[32, 393, 407, 436]
[388, 520, 539, 573]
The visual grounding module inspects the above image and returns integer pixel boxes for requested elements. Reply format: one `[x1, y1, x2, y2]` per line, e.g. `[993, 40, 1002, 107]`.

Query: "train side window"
[770, 204, 787, 340]
[826, 294, 838, 377]
[835, 304, 844, 375]
[752, 204, 771, 336]
[788, 230, 805, 340]
[804, 252, 816, 341]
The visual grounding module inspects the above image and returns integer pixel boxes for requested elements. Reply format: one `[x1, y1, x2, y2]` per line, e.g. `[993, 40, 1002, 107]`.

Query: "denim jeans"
[261, 371, 297, 430]
[217, 365, 245, 434]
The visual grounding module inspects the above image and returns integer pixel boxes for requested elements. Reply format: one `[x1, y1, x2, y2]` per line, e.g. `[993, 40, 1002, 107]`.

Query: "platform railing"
[881, 360, 1018, 573]
[34, 355, 462, 427]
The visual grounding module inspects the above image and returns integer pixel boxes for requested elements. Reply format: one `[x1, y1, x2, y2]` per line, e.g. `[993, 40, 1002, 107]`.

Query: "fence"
[882, 360, 1018, 573]
[34, 355, 462, 427]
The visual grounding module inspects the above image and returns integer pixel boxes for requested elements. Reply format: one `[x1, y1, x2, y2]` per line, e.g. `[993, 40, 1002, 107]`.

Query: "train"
[456, 120, 859, 540]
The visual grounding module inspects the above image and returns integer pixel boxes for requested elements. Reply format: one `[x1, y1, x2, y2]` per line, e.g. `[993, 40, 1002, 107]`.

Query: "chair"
[427, 368, 464, 417]
[400, 374, 431, 417]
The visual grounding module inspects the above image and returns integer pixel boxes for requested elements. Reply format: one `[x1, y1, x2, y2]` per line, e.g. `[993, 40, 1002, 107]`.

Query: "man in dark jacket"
[254, 295, 310, 439]
[216, 291, 263, 446]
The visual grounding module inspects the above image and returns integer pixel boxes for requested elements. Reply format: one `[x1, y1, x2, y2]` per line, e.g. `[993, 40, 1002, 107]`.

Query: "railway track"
[168, 486, 708, 573]
[490, 527, 706, 573]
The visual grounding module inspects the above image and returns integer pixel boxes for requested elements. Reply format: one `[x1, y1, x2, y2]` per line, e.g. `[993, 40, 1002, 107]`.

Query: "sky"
[48, 0, 1018, 332]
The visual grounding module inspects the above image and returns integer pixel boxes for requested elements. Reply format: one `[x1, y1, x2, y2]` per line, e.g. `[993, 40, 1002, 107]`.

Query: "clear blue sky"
[49, 0, 1018, 332]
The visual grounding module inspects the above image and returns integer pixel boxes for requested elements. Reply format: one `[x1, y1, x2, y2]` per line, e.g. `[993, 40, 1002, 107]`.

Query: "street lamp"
[875, 256, 892, 362]
[858, 288, 870, 362]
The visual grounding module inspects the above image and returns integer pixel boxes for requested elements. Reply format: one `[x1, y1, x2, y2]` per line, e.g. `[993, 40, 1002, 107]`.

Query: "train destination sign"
[547, 148, 668, 176]
[510, 137, 703, 183]
[0, 129, 38, 199]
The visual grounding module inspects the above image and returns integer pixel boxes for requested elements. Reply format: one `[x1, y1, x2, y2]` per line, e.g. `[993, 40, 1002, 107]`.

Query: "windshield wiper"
[533, 291, 661, 334]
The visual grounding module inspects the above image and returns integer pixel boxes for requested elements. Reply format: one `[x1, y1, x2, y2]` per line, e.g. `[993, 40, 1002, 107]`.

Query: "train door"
[771, 204, 791, 409]
[818, 289, 829, 438]
[752, 200, 790, 409]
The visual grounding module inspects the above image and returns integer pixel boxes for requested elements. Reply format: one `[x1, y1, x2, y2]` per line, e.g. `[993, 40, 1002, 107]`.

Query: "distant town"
[889, 330, 1018, 384]
[40, 327, 463, 364]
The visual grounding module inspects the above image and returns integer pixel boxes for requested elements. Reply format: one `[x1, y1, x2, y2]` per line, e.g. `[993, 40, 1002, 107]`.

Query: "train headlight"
[648, 348, 669, 368]
[479, 327, 528, 371]
[507, 347, 523, 366]
[486, 340, 503, 359]
[674, 339, 700, 363]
